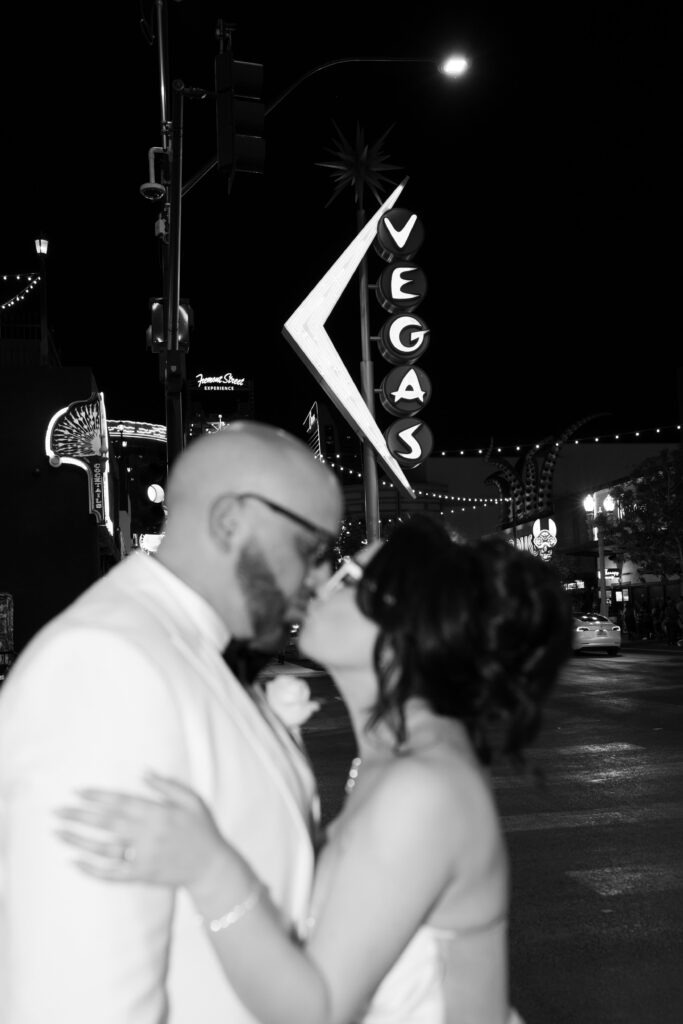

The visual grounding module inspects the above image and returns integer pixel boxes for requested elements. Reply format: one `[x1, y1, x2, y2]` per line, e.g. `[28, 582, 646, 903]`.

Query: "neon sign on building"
[45, 392, 114, 536]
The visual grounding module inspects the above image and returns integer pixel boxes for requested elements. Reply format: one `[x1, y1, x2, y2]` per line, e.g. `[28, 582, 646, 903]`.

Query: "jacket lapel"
[169, 631, 318, 842]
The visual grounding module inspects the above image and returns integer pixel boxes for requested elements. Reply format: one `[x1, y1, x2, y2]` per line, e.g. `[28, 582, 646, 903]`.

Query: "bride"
[56, 515, 572, 1024]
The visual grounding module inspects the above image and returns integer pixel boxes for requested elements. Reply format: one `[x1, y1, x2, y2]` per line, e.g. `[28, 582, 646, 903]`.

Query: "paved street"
[265, 641, 683, 1024]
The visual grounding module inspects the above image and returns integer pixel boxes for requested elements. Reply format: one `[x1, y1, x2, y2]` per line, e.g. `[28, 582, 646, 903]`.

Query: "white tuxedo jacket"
[0, 552, 317, 1023]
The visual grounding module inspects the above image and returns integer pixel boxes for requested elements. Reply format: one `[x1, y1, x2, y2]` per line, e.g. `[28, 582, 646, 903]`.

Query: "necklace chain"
[344, 755, 362, 795]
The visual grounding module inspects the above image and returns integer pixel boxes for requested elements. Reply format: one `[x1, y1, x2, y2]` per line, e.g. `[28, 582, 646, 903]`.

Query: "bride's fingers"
[74, 859, 139, 883]
[77, 788, 161, 813]
[54, 805, 133, 829]
[54, 828, 131, 860]
[144, 773, 204, 810]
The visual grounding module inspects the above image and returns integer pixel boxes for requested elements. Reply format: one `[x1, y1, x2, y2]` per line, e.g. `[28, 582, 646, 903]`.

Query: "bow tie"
[223, 638, 275, 686]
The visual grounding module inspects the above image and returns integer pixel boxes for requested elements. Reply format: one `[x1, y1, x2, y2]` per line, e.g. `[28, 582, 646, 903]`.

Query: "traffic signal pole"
[163, 79, 186, 473]
[147, 9, 263, 476]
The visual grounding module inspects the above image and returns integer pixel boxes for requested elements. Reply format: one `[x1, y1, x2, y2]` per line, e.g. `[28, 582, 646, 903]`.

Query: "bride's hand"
[54, 772, 228, 888]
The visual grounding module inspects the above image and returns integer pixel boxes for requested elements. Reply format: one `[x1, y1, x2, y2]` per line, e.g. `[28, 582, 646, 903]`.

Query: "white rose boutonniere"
[264, 675, 321, 729]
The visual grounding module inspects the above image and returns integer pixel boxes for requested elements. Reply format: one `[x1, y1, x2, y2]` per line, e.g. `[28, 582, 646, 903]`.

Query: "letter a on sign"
[379, 366, 432, 416]
[391, 368, 426, 404]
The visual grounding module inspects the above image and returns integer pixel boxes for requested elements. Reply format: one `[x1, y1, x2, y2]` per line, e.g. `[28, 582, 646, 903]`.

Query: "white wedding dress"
[307, 820, 525, 1024]
[351, 920, 526, 1024]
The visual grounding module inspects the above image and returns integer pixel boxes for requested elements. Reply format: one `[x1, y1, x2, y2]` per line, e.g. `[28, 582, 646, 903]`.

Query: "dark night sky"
[1, 2, 680, 457]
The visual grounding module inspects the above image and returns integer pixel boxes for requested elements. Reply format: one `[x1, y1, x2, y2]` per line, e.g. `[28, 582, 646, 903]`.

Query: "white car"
[572, 613, 621, 655]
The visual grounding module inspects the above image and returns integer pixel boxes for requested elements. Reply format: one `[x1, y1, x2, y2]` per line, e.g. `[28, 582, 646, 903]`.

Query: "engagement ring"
[119, 842, 137, 864]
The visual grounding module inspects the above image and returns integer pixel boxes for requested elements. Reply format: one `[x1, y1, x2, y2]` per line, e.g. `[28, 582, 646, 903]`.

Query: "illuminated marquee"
[374, 207, 433, 468]
[45, 392, 114, 536]
[107, 420, 166, 444]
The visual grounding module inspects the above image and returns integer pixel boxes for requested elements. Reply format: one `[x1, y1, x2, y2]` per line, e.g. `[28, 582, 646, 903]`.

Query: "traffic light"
[146, 299, 193, 353]
[215, 49, 264, 180]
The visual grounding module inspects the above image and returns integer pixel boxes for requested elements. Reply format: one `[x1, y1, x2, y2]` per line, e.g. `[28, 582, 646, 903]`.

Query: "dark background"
[1, 1, 679, 454]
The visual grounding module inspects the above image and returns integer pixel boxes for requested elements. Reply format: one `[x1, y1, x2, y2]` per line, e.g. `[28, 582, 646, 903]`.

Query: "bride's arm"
[55, 764, 459, 1024]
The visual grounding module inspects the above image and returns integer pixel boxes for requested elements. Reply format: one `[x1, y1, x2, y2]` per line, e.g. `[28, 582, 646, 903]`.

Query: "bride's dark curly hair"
[356, 515, 573, 765]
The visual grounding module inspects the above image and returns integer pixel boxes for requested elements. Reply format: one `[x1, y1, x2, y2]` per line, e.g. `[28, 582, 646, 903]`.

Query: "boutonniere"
[264, 675, 321, 729]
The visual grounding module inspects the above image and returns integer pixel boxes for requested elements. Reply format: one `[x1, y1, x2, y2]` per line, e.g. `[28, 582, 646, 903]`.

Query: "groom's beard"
[236, 540, 290, 650]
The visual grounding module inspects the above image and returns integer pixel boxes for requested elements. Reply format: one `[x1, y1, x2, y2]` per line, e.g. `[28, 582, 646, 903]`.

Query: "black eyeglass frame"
[236, 492, 336, 565]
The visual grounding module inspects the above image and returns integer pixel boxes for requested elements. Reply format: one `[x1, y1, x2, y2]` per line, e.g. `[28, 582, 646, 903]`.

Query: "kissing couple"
[0, 421, 571, 1023]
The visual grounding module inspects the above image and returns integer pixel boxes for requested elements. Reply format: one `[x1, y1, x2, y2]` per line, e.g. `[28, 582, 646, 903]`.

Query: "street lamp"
[583, 492, 616, 617]
[438, 55, 470, 77]
[265, 54, 470, 116]
[34, 237, 49, 365]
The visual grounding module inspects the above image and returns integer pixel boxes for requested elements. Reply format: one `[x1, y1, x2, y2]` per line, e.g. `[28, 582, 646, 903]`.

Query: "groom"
[0, 421, 343, 1024]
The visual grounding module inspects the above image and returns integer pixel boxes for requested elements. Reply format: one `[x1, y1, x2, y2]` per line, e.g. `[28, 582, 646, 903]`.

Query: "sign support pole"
[358, 206, 380, 542]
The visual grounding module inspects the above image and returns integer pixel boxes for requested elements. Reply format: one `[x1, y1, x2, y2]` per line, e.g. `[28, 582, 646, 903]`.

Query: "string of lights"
[324, 421, 680, 468]
[324, 458, 508, 514]
[428, 422, 681, 457]
[322, 418, 681, 513]
[0, 273, 40, 311]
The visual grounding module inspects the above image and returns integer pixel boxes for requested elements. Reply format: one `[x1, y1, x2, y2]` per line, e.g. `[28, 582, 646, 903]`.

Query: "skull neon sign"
[532, 518, 557, 561]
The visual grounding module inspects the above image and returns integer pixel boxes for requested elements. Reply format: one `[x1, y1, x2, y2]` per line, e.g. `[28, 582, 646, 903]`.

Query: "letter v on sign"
[384, 213, 417, 251]
[282, 178, 416, 498]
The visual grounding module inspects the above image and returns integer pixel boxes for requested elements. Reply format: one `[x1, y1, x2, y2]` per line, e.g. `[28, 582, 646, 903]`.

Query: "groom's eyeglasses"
[237, 493, 336, 566]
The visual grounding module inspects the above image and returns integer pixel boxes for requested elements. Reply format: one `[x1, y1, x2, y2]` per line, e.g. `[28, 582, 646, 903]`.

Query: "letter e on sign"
[375, 263, 427, 314]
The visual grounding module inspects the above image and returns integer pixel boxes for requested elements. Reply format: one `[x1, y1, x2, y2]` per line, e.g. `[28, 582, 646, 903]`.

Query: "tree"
[598, 448, 683, 596]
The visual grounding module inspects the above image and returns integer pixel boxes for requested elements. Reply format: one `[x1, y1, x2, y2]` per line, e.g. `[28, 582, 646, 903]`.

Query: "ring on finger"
[117, 841, 137, 864]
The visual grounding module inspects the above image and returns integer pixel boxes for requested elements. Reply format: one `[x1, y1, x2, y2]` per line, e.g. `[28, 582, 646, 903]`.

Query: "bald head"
[164, 420, 342, 535]
[156, 421, 343, 634]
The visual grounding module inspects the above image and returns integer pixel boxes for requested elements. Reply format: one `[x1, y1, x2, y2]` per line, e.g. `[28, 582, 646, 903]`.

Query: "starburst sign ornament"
[316, 121, 402, 210]
[282, 177, 415, 498]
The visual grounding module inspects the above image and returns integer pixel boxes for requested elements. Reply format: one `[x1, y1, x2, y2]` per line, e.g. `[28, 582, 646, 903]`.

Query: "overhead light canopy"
[34, 238, 49, 255]
[583, 494, 596, 514]
[603, 494, 615, 512]
[438, 54, 470, 77]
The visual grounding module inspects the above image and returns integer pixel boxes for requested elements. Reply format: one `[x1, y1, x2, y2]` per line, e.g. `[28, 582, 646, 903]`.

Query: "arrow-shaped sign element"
[282, 178, 415, 499]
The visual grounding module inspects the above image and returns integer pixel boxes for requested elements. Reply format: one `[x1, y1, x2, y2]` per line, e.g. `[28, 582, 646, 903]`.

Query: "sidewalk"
[620, 636, 683, 654]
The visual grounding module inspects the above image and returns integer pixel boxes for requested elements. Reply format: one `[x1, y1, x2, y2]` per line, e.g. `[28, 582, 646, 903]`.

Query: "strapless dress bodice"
[355, 922, 525, 1024]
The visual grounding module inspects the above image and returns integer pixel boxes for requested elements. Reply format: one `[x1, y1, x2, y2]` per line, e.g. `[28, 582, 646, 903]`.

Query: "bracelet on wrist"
[198, 882, 264, 934]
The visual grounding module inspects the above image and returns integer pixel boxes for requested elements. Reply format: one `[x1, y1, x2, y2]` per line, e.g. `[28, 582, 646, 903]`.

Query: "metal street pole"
[358, 206, 380, 542]
[597, 524, 608, 617]
[38, 254, 48, 365]
[163, 79, 186, 472]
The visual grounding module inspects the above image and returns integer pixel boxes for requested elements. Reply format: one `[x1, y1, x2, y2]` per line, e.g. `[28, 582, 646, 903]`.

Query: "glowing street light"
[438, 54, 470, 77]
[583, 492, 616, 617]
[34, 236, 49, 365]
